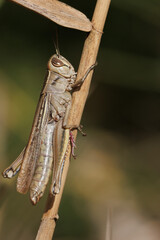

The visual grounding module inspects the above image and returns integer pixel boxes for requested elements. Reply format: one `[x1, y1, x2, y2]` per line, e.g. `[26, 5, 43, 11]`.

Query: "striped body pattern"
[30, 122, 55, 204]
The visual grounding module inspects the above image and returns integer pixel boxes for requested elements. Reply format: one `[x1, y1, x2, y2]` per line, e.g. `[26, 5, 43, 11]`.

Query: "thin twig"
[35, 0, 111, 239]
[106, 208, 112, 240]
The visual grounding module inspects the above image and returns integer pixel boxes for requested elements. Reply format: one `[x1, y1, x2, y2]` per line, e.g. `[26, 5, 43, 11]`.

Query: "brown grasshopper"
[2, 53, 95, 205]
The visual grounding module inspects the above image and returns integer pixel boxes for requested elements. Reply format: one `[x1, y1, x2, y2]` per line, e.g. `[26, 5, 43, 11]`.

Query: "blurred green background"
[0, 0, 160, 239]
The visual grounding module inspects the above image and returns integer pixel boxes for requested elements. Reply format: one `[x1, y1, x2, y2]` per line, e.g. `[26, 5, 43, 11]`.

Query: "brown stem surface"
[35, 0, 111, 239]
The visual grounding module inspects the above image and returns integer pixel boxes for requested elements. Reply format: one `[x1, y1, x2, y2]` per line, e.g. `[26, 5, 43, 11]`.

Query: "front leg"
[71, 62, 97, 89]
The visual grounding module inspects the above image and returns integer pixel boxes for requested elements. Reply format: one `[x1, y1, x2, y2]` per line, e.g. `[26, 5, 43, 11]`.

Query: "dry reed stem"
[36, 0, 111, 239]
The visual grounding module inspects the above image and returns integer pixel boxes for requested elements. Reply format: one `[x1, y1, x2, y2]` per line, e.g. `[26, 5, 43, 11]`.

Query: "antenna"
[53, 27, 60, 57]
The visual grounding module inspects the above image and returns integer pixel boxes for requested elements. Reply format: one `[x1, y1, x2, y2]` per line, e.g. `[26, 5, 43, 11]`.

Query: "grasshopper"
[2, 53, 95, 205]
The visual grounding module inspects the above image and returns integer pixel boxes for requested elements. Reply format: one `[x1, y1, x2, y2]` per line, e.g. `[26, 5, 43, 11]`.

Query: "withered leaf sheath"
[3, 54, 76, 205]
[11, 0, 92, 32]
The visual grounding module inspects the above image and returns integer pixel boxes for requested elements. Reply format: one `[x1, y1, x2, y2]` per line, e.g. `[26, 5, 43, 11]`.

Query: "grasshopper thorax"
[48, 54, 76, 79]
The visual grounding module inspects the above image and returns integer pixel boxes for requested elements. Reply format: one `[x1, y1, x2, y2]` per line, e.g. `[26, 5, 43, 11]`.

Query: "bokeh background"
[0, 0, 160, 239]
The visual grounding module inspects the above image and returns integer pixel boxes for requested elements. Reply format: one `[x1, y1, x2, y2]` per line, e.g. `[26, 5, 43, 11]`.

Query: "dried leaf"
[11, 0, 92, 32]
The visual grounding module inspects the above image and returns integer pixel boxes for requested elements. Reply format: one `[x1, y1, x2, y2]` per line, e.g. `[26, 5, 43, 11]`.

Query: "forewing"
[17, 93, 51, 194]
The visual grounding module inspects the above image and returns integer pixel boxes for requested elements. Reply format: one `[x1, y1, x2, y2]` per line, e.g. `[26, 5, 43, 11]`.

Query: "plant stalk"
[36, 0, 111, 239]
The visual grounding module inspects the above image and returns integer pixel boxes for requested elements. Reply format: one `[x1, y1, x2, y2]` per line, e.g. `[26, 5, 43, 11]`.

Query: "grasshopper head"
[48, 54, 76, 79]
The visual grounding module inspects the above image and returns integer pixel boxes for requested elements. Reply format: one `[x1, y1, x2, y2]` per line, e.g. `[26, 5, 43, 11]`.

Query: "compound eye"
[51, 57, 64, 67]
